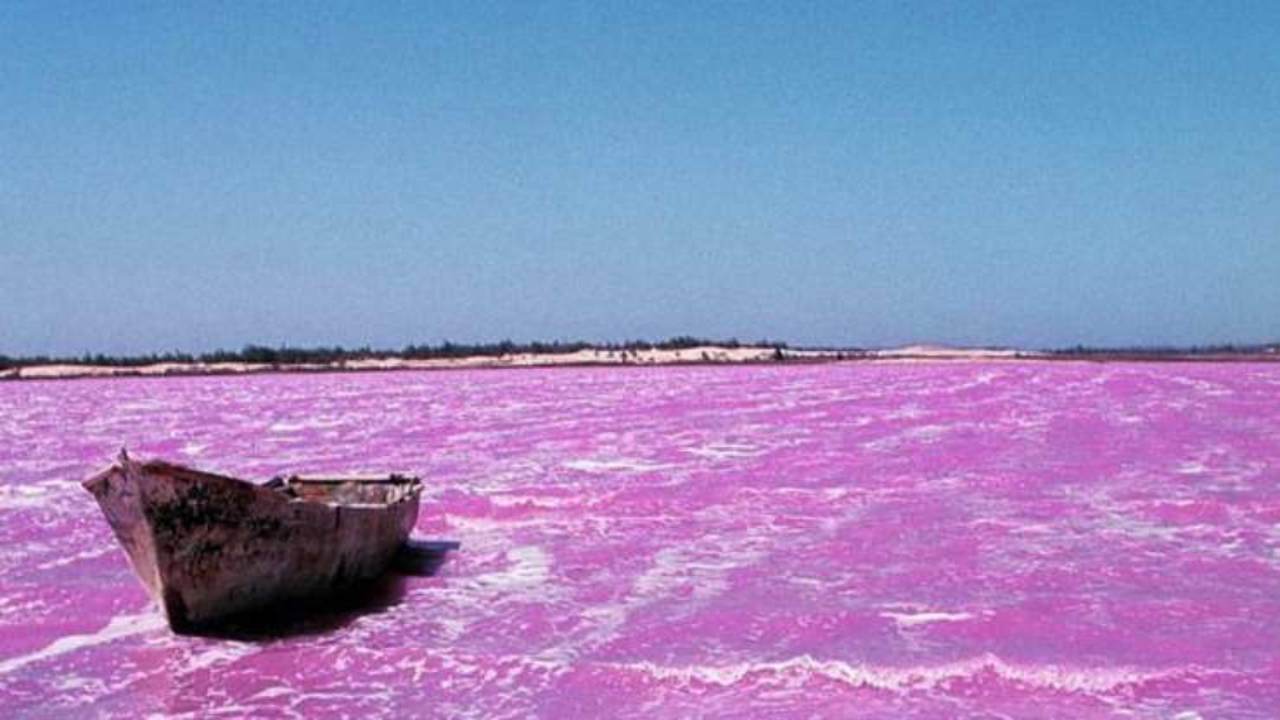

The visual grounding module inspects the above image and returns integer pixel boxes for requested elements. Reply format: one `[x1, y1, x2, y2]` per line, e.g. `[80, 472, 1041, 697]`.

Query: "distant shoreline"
[1, 345, 816, 381]
[3, 344, 1278, 382]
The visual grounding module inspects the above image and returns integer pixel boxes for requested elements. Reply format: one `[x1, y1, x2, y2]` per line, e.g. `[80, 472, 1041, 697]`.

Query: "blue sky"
[2, 2, 1277, 354]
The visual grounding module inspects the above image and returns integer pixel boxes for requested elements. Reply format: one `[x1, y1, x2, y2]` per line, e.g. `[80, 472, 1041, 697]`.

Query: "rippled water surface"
[1, 362, 1278, 718]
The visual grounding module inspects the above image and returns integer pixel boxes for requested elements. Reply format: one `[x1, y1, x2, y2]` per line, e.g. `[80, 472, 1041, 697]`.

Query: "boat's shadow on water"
[187, 540, 461, 641]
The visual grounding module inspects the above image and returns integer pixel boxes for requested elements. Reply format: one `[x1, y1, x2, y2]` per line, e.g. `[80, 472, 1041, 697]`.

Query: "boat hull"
[83, 456, 420, 632]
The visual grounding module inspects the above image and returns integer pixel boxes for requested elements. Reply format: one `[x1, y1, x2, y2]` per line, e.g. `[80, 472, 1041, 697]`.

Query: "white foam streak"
[617, 653, 1193, 695]
[0, 480, 74, 510]
[472, 546, 551, 593]
[682, 443, 763, 460]
[179, 642, 258, 673]
[0, 611, 165, 675]
[563, 458, 671, 473]
[881, 611, 973, 628]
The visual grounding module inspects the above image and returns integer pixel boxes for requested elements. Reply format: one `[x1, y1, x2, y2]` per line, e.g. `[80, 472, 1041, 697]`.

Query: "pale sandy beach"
[7, 344, 1277, 381]
[1, 345, 837, 381]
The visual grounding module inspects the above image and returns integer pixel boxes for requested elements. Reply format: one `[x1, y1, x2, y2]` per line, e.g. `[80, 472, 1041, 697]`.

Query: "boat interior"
[267, 475, 421, 506]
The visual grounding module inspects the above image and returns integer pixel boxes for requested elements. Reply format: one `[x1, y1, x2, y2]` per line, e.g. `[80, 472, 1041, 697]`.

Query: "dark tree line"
[1050, 343, 1280, 356]
[0, 337, 792, 370]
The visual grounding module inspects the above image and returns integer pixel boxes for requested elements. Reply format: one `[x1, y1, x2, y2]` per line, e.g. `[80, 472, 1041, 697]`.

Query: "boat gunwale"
[286, 475, 419, 484]
[83, 456, 422, 511]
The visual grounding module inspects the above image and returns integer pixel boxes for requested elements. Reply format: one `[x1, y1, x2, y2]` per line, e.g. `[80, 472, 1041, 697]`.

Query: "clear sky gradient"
[3, 2, 1277, 355]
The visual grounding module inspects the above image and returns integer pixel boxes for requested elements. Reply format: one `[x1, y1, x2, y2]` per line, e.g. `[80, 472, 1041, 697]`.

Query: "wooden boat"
[83, 451, 421, 633]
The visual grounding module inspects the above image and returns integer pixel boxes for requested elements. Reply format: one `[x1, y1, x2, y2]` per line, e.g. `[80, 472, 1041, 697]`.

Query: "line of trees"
[1050, 343, 1280, 356]
[0, 337, 791, 370]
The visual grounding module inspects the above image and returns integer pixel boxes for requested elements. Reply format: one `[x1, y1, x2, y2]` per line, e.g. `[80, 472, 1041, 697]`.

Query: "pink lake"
[1, 362, 1278, 718]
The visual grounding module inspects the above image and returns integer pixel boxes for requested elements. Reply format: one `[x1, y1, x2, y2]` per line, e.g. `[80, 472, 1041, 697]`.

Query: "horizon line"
[4, 336, 1280, 366]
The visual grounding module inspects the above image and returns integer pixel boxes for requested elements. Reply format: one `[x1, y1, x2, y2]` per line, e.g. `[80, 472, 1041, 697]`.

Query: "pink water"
[1, 362, 1278, 718]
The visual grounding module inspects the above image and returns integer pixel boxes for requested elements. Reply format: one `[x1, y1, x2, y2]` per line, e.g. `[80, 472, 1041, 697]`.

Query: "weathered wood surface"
[83, 453, 421, 633]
